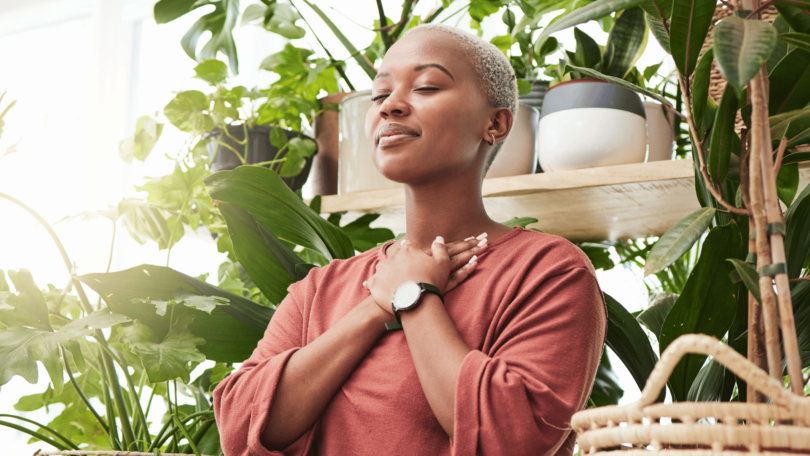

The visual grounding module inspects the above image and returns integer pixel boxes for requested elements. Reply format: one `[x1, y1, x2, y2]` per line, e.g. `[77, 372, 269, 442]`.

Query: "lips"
[375, 123, 420, 148]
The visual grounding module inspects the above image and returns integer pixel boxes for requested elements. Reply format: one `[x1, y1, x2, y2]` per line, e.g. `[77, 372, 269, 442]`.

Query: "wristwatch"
[385, 281, 444, 331]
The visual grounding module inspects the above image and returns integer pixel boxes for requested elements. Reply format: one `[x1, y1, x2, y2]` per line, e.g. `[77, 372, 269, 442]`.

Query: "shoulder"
[500, 228, 597, 278]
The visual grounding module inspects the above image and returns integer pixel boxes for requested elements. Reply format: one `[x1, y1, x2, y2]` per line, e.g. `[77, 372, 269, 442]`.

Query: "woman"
[214, 23, 607, 456]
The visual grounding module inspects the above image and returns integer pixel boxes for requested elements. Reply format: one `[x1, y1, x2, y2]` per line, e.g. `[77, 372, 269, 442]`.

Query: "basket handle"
[638, 334, 807, 410]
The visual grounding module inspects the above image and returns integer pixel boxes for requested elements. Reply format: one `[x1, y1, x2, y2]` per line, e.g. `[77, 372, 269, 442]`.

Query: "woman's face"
[366, 31, 491, 184]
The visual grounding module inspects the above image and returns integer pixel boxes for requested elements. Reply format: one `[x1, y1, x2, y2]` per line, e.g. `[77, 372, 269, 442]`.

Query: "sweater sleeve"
[451, 266, 607, 456]
[213, 283, 311, 456]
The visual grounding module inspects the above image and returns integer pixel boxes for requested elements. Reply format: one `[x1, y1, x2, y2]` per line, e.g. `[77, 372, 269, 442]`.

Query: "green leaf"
[578, 243, 615, 271]
[501, 216, 539, 228]
[768, 49, 810, 116]
[781, 32, 810, 53]
[118, 313, 205, 383]
[669, 0, 716, 77]
[179, 0, 240, 74]
[536, 0, 649, 44]
[469, 0, 502, 23]
[708, 86, 739, 184]
[588, 351, 624, 407]
[205, 166, 355, 261]
[574, 27, 602, 69]
[604, 293, 664, 401]
[777, 162, 799, 207]
[516, 79, 534, 95]
[768, 15, 791, 72]
[603, 6, 648, 78]
[78, 265, 273, 363]
[692, 49, 714, 138]
[713, 17, 778, 93]
[785, 183, 810, 279]
[659, 222, 744, 402]
[783, 152, 810, 165]
[644, 61, 664, 81]
[133, 288, 229, 316]
[119, 115, 164, 163]
[163, 90, 214, 134]
[637, 291, 678, 339]
[533, 36, 559, 62]
[687, 358, 735, 402]
[278, 137, 316, 178]
[153, 0, 197, 23]
[776, 3, 810, 34]
[193, 59, 229, 85]
[644, 207, 716, 276]
[117, 199, 172, 248]
[646, 12, 671, 53]
[770, 107, 810, 138]
[727, 258, 760, 304]
[263, 2, 306, 39]
[564, 64, 672, 105]
[338, 214, 396, 253]
[218, 202, 303, 304]
[639, 0, 673, 20]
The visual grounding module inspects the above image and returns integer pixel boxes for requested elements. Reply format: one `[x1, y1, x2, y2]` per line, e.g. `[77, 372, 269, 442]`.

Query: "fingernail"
[463, 236, 475, 241]
[363, 280, 367, 286]
[436, 236, 444, 244]
[478, 238, 487, 247]
[468, 255, 477, 264]
[400, 239, 407, 245]
[476, 232, 487, 240]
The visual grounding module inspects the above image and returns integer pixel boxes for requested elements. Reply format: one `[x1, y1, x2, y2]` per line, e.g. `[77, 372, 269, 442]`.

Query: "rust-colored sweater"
[213, 226, 607, 455]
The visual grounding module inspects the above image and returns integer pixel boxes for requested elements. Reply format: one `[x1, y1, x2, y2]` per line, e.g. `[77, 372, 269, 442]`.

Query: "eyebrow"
[373, 63, 455, 81]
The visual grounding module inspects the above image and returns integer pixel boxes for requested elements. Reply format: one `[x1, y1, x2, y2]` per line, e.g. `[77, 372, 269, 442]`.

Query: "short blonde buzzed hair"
[403, 23, 519, 172]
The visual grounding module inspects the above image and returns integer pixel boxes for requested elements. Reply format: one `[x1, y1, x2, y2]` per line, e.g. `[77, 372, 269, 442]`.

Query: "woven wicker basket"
[572, 334, 810, 455]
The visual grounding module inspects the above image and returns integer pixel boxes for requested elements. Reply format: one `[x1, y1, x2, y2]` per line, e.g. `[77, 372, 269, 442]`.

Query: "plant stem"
[0, 414, 78, 450]
[100, 343, 136, 449]
[423, 6, 445, 24]
[172, 416, 202, 456]
[773, 136, 788, 177]
[391, 0, 414, 38]
[752, 68, 804, 394]
[61, 345, 109, 433]
[115, 352, 152, 448]
[674, 79, 751, 216]
[291, 0, 358, 89]
[0, 420, 69, 451]
[97, 344, 121, 450]
[375, 0, 393, 50]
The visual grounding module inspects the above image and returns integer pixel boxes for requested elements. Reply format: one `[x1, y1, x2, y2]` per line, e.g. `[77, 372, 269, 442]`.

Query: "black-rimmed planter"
[206, 125, 318, 193]
[538, 78, 647, 172]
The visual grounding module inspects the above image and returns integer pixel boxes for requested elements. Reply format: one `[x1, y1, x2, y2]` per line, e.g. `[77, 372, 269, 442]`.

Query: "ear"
[485, 107, 513, 145]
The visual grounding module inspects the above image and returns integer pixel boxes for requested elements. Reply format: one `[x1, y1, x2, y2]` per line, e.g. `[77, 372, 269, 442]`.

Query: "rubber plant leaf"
[777, 163, 799, 208]
[118, 313, 205, 384]
[768, 49, 810, 116]
[659, 221, 745, 402]
[669, 0, 716, 77]
[707, 86, 739, 184]
[644, 207, 715, 276]
[205, 166, 354, 261]
[713, 16, 778, 93]
[775, 2, 810, 34]
[692, 49, 714, 138]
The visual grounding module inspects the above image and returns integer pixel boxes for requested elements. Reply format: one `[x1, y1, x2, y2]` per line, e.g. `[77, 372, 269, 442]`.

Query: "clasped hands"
[363, 233, 489, 316]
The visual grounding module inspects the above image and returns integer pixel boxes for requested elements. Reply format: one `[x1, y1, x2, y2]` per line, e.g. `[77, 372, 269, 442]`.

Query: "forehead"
[375, 31, 476, 81]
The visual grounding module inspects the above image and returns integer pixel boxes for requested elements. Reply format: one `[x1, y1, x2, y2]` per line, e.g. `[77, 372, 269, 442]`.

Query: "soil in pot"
[207, 124, 318, 193]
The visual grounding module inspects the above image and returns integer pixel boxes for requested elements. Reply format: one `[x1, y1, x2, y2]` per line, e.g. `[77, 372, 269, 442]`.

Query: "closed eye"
[371, 94, 388, 103]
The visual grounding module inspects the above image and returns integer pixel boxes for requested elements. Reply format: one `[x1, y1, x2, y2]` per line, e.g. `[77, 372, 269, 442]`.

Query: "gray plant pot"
[207, 125, 317, 193]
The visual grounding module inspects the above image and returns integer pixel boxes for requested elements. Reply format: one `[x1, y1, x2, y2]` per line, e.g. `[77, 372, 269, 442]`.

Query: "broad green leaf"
[645, 12, 671, 53]
[604, 293, 665, 401]
[786, 183, 810, 279]
[770, 107, 810, 138]
[639, 0, 673, 20]
[708, 86, 739, 184]
[603, 7, 648, 78]
[536, 0, 649, 44]
[163, 90, 213, 134]
[687, 358, 735, 402]
[692, 49, 714, 138]
[768, 49, 810, 116]
[263, 2, 306, 39]
[564, 64, 672, 105]
[78, 264, 273, 363]
[205, 166, 354, 261]
[469, 0, 501, 23]
[574, 27, 602, 69]
[117, 199, 172, 248]
[713, 17, 777, 93]
[727, 258, 760, 303]
[132, 288, 228, 316]
[278, 137, 316, 178]
[194, 59, 229, 85]
[1, 269, 52, 331]
[153, 0, 197, 23]
[643, 61, 664, 81]
[659, 222, 744, 402]
[218, 202, 302, 304]
[589, 351, 623, 407]
[776, 3, 810, 33]
[637, 291, 678, 339]
[533, 36, 559, 62]
[118, 313, 205, 383]
[669, 0, 716, 77]
[516, 79, 534, 95]
[240, 3, 265, 26]
[119, 115, 164, 163]
[0, 270, 8, 292]
[645, 207, 716, 276]
[178, 0, 240, 74]
[784, 152, 810, 166]
[502, 216, 539, 228]
[777, 163, 800, 207]
[578, 243, 616, 271]
[781, 32, 810, 53]
[338, 214, 396, 253]
[767, 15, 791, 72]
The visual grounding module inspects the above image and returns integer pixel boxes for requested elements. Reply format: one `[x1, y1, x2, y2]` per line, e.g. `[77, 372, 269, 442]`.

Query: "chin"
[372, 146, 424, 184]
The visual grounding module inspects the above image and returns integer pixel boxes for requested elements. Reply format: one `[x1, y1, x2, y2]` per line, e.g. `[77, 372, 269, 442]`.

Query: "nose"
[378, 89, 410, 119]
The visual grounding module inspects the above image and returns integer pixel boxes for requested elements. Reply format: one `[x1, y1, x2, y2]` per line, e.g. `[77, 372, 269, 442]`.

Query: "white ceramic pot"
[538, 79, 648, 172]
[644, 101, 675, 161]
[338, 89, 539, 194]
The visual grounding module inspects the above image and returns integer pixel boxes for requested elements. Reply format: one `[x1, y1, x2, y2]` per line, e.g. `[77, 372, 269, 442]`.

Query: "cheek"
[365, 106, 379, 147]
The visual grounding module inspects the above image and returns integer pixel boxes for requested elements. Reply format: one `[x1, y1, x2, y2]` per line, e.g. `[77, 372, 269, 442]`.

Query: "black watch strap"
[385, 282, 443, 331]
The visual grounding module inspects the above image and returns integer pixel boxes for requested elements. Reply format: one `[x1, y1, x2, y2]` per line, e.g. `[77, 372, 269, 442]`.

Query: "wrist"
[360, 295, 393, 328]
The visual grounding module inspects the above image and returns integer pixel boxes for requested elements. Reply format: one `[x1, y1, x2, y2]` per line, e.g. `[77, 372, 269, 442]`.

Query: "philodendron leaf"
[645, 207, 716, 276]
[194, 59, 229, 85]
[118, 313, 205, 384]
[669, 0, 715, 77]
[637, 291, 678, 339]
[132, 288, 229, 316]
[339, 214, 396, 253]
[163, 90, 214, 134]
[727, 258, 760, 304]
[117, 199, 172, 248]
[564, 65, 672, 106]
[263, 1, 306, 39]
[713, 17, 777, 93]
[2, 269, 52, 331]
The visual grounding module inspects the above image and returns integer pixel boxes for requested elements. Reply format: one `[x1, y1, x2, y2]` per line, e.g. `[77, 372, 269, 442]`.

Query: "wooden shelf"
[314, 159, 810, 242]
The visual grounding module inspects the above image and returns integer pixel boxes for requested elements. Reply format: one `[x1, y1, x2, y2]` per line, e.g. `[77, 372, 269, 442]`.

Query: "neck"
[401, 173, 503, 252]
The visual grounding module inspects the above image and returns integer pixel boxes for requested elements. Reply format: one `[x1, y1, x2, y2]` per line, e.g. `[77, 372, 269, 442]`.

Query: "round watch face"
[393, 281, 422, 311]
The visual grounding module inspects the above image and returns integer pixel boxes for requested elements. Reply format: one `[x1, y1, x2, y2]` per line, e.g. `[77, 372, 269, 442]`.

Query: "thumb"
[432, 236, 449, 262]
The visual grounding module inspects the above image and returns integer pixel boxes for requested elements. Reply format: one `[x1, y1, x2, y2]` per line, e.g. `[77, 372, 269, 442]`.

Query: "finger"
[445, 257, 478, 293]
[431, 236, 450, 263]
[449, 237, 487, 271]
[362, 280, 367, 289]
[445, 233, 488, 256]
